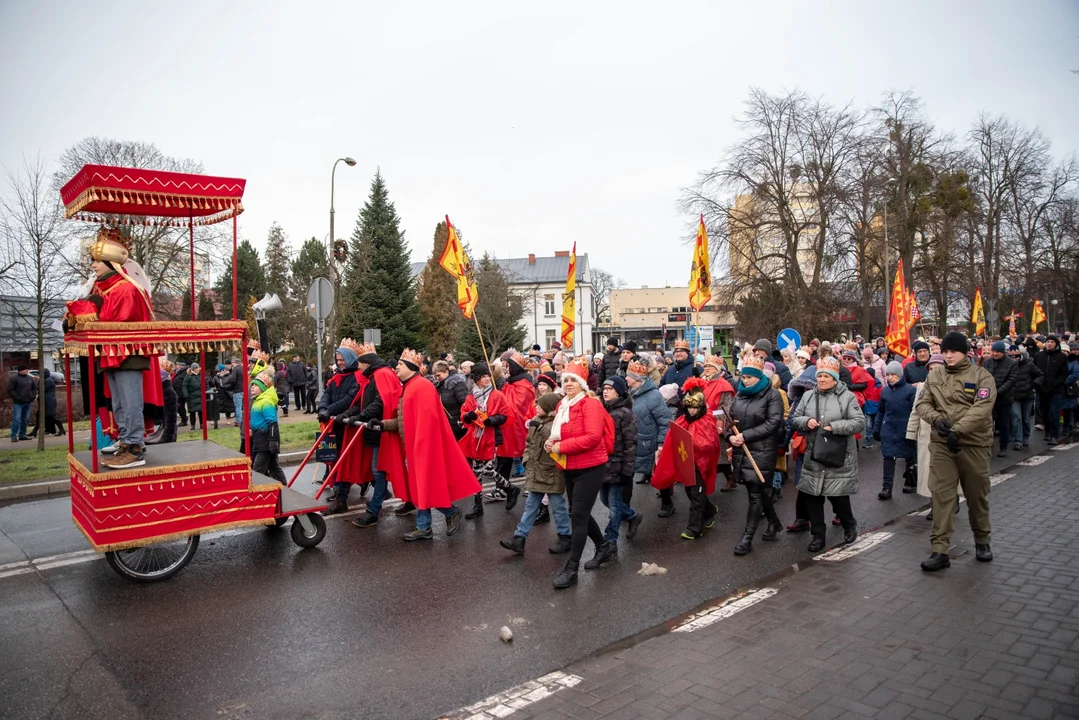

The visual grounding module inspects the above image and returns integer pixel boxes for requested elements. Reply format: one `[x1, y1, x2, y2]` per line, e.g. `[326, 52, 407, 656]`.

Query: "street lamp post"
[329, 157, 357, 268]
[1051, 298, 1059, 334]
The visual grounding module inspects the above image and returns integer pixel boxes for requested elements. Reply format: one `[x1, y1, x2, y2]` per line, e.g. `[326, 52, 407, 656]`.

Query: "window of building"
[545, 328, 556, 347]
[544, 295, 556, 316]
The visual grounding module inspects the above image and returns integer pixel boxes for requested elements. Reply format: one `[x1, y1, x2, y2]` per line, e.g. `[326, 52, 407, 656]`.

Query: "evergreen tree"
[288, 237, 331, 361]
[456, 253, 526, 361]
[214, 239, 267, 323]
[180, 285, 195, 321]
[416, 221, 463, 355]
[261, 222, 292, 349]
[339, 171, 418, 355]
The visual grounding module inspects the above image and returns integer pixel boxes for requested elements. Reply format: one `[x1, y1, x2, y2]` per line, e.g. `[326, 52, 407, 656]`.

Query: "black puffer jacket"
[603, 396, 637, 485]
[599, 351, 621, 386]
[437, 371, 469, 440]
[1012, 356, 1043, 400]
[1034, 347, 1069, 395]
[983, 354, 1018, 402]
[727, 386, 784, 485]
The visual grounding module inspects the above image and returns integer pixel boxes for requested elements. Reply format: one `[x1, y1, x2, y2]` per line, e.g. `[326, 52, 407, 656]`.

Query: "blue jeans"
[793, 453, 805, 486]
[1011, 398, 1034, 444]
[598, 484, 636, 544]
[417, 506, 456, 531]
[233, 392, 244, 427]
[105, 369, 146, 449]
[862, 412, 877, 446]
[10, 403, 31, 439]
[366, 446, 389, 514]
[515, 491, 570, 538]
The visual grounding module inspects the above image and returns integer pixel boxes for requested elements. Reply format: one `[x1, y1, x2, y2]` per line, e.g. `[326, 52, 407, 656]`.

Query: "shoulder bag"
[810, 392, 847, 468]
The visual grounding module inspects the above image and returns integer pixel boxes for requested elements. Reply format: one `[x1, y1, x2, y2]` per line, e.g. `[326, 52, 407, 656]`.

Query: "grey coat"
[630, 378, 670, 475]
[790, 382, 865, 497]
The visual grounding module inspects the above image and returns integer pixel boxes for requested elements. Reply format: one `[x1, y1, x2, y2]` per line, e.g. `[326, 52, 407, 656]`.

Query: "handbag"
[810, 393, 847, 468]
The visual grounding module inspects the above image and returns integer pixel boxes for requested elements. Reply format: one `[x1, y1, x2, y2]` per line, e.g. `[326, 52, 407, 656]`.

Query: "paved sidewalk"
[454, 444, 1079, 720]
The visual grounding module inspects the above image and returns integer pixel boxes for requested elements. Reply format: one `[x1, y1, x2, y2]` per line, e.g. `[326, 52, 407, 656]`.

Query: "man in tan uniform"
[913, 331, 996, 571]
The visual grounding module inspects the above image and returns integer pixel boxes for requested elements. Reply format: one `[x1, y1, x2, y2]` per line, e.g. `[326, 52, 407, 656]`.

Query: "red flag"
[886, 259, 912, 358]
[650, 422, 696, 489]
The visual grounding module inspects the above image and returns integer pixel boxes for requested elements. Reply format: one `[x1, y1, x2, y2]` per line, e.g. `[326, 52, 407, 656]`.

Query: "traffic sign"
[363, 328, 382, 347]
[307, 277, 334, 320]
[777, 328, 801, 352]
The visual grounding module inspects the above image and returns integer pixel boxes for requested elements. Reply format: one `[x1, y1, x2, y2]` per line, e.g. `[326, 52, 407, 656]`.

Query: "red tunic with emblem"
[459, 388, 510, 461]
[652, 412, 721, 494]
[497, 374, 536, 458]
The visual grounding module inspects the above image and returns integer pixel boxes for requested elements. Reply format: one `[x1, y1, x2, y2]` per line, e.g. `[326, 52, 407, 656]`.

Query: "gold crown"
[817, 356, 841, 372]
[88, 227, 128, 264]
[627, 358, 651, 376]
[357, 342, 377, 356]
[743, 354, 765, 371]
[400, 347, 424, 367]
[673, 339, 690, 351]
[704, 354, 725, 370]
[524, 356, 541, 370]
[338, 337, 363, 355]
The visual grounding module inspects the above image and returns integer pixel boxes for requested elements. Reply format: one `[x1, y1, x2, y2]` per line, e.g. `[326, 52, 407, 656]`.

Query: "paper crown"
[817, 356, 841, 372]
[508, 350, 528, 369]
[357, 342, 377, 356]
[704, 354, 725, 370]
[523, 356, 541, 370]
[627, 358, 651, 377]
[338, 337, 363, 355]
[742, 354, 765, 371]
[562, 361, 589, 385]
[88, 226, 128, 264]
[400, 347, 424, 367]
[673, 339, 690, 351]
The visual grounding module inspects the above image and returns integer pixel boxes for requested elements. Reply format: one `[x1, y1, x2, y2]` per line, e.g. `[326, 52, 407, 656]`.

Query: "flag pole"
[471, 311, 491, 368]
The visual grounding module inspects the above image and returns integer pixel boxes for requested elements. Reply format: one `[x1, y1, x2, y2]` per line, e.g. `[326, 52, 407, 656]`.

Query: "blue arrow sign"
[777, 328, 801, 352]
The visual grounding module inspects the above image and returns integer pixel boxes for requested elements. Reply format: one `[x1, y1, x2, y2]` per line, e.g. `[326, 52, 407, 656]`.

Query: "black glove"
[946, 431, 960, 454]
[349, 417, 365, 427]
[872, 432, 881, 442]
[269, 439, 280, 454]
[934, 418, 952, 438]
[692, 365, 702, 377]
[528, 418, 543, 429]
[483, 417, 495, 427]
[367, 419, 383, 433]
[463, 411, 478, 423]
[317, 410, 329, 423]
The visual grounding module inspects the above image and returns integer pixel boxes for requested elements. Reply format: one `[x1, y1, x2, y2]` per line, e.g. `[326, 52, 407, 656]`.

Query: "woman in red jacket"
[544, 360, 609, 589]
[459, 363, 516, 518]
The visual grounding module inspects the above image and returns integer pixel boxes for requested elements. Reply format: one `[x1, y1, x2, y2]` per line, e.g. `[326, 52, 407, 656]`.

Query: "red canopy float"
[60, 164, 247, 227]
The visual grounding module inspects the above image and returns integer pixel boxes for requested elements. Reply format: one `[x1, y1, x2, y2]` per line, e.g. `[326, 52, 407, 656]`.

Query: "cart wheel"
[290, 513, 326, 548]
[105, 535, 200, 583]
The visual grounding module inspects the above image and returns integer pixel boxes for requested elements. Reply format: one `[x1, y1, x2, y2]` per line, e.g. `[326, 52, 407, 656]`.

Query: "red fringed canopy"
[60, 164, 247, 227]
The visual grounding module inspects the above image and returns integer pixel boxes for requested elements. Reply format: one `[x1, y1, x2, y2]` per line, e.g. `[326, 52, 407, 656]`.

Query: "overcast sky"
[2, 1, 1077, 288]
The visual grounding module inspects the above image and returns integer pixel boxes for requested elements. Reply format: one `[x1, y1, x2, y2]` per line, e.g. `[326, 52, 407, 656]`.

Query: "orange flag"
[1031, 299, 1047, 331]
[560, 242, 577, 350]
[689, 215, 712, 312]
[885, 259, 912, 357]
[439, 216, 478, 319]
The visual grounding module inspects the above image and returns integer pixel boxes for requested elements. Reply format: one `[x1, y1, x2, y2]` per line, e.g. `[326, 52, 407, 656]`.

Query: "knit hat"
[658, 383, 680, 402]
[912, 340, 930, 353]
[537, 372, 558, 391]
[815, 356, 841, 382]
[531, 344, 542, 353]
[622, 340, 638, 354]
[796, 348, 811, 361]
[763, 361, 776, 379]
[216, 363, 226, 372]
[754, 338, 773, 354]
[603, 375, 628, 397]
[841, 349, 858, 360]
[626, 358, 651, 382]
[1046, 334, 1060, 346]
[927, 353, 945, 367]
[536, 392, 561, 416]
[940, 331, 969, 354]
[991, 340, 1007, 353]
[606, 337, 619, 349]
[335, 345, 358, 369]
[885, 361, 904, 376]
[470, 362, 491, 380]
[1070, 341, 1079, 352]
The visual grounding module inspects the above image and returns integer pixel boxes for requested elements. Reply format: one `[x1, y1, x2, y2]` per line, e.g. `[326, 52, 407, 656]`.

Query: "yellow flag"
[440, 216, 479, 319]
[1031, 299, 1047, 330]
[689, 215, 712, 312]
[560, 242, 577, 350]
[971, 288, 986, 336]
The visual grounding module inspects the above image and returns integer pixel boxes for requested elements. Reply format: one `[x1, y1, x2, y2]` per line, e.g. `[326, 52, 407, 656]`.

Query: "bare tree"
[51, 137, 225, 315]
[1, 156, 74, 451]
[590, 266, 626, 324]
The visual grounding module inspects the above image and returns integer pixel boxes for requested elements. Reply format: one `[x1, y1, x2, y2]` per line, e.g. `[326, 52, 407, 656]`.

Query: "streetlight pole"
[329, 157, 357, 270]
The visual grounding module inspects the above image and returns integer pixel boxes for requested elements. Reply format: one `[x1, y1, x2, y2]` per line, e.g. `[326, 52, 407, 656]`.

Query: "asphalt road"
[0, 440, 1054, 720]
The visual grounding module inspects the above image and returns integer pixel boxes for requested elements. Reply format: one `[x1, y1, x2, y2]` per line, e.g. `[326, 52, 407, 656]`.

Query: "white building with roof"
[411, 250, 596, 355]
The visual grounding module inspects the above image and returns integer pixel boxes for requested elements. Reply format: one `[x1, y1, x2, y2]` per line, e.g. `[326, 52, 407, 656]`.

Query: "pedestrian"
[182, 363, 203, 431]
[29, 369, 65, 438]
[906, 354, 946, 500]
[783, 364, 818, 532]
[536, 371, 559, 396]
[1008, 345, 1041, 449]
[766, 365, 790, 499]
[915, 331, 996, 571]
[1063, 342, 1079, 437]
[617, 340, 638, 378]
[499, 392, 572, 554]
[625, 356, 670, 493]
[661, 340, 696, 394]
[702, 353, 737, 493]
[1033, 335, 1069, 445]
[156, 360, 178, 444]
[728, 355, 784, 553]
[433, 360, 469, 441]
[273, 361, 290, 417]
[373, 349, 479, 541]
[873, 361, 916, 500]
[304, 363, 319, 413]
[982, 340, 1018, 457]
[8, 366, 36, 441]
[227, 356, 245, 428]
[496, 350, 535, 498]
[903, 341, 932, 385]
[590, 375, 640, 567]
[317, 344, 361, 513]
[543, 360, 609, 589]
[286, 354, 307, 412]
[598, 337, 621, 386]
[172, 363, 188, 427]
[249, 366, 286, 484]
[790, 356, 865, 552]
[460, 363, 516, 519]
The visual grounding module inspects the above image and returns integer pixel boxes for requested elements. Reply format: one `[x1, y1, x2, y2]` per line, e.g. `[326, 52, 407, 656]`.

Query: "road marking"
[438, 671, 582, 719]
[990, 473, 1015, 486]
[672, 588, 778, 633]
[0, 565, 33, 580]
[36, 555, 105, 571]
[1018, 455, 1052, 466]
[1051, 442, 1078, 451]
[0, 559, 30, 571]
[815, 532, 894, 561]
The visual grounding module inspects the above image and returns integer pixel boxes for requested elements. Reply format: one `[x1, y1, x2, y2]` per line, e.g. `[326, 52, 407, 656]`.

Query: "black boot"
[921, 552, 950, 571]
[762, 519, 783, 541]
[548, 534, 571, 554]
[808, 535, 826, 552]
[584, 542, 615, 569]
[658, 501, 675, 518]
[553, 560, 579, 589]
[504, 484, 521, 511]
[499, 535, 526, 554]
[734, 496, 764, 555]
[535, 504, 551, 525]
[464, 493, 484, 519]
[878, 487, 892, 500]
[843, 521, 858, 545]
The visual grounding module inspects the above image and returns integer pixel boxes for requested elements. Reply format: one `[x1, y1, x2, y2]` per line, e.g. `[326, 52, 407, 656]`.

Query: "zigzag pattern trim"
[90, 491, 277, 523]
[86, 170, 244, 194]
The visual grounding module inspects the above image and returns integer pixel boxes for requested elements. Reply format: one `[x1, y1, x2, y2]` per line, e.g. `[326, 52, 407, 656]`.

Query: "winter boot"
[584, 542, 615, 569]
[504, 484, 521, 511]
[499, 535, 526, 554]
[535, 504, 551, 525]
[553, 560, 579, 589]
[548, 534, 571, 554]
[734, 495, 764, 555]
[464, 493, 484, 519]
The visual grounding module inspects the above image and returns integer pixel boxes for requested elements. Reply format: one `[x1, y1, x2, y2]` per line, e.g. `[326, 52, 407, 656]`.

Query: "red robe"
[497, 375, 535, 458]
[334, 371, 368, 485]
[354, 366, 408, 501]
[459, 389, 510, 461]
[652, 413, 721, 495]
[401, 374, 480, 509]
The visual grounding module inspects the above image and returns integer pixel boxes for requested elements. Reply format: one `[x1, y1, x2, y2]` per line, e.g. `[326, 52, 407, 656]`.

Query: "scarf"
[550, 390, 587, 442]
[738, 367, 769, 396]
[471, 384, 493, 439]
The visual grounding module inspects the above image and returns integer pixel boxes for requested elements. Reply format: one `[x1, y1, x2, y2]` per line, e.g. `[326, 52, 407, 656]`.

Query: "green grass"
[0, 421, 321, 485]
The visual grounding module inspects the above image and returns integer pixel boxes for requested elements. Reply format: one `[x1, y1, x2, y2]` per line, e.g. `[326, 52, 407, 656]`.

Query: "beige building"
[728, 189, 820, 285]
[603, 286, 736, 353]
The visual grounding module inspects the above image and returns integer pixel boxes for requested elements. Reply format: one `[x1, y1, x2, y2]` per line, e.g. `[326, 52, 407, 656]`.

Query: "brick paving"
[501, 446, 1079, 720]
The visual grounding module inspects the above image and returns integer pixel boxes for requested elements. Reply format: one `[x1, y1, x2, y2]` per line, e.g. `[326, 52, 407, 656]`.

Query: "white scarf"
[471, 384, 493, 439]
[550, 390, 586, 442]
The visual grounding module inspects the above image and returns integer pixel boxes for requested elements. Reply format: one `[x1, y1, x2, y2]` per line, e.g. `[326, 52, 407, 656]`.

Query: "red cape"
[459, 389, 510, 461]
[360, 366, 408, 502]
[497, 376, 535, 458]
[402, 374, 480, 509]
[703, 377, 734, 412]
[89, 271, 163, 408]
[335, 371, 369, 485]
[651, 414, 720, 494]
